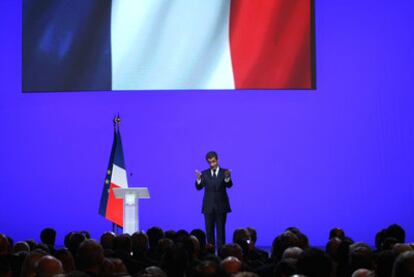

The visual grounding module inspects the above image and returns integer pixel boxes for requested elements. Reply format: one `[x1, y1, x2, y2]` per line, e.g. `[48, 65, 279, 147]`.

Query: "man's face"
[207, 157, 218, 170]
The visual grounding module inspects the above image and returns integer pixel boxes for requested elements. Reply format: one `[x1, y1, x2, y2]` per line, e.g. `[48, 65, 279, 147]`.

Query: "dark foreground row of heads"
[0, 224, 413, 277]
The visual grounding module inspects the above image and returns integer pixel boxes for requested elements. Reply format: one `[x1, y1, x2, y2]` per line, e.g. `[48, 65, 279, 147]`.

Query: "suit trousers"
[204, 211, 227, 250]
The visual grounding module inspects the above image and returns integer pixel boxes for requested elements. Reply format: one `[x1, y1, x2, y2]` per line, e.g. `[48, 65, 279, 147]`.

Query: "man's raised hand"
[195, 170, 202, 180]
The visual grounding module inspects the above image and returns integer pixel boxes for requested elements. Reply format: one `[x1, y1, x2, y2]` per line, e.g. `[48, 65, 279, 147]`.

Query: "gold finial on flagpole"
[113, 114, 121, 128]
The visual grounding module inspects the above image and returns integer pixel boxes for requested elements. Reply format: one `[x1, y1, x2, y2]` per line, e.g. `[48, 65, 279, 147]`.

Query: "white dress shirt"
[197, 166, 230, 184]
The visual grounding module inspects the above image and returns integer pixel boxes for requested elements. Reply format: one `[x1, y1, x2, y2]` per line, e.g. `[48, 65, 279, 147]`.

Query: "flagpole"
[113, 114, 121, 235]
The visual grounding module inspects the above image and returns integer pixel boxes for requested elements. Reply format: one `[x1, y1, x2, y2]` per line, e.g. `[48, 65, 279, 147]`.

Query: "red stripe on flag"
[229, 0, 314, 89]
[105, 183, 123, 227]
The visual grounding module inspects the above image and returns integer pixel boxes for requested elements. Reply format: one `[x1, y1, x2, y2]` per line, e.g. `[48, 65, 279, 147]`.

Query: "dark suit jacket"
[195, 167, 233, 214]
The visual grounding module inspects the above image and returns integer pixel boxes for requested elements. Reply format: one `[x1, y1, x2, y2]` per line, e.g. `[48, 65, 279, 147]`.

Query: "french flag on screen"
[23, 0, 315, 91]
[98, 122, 128, 227]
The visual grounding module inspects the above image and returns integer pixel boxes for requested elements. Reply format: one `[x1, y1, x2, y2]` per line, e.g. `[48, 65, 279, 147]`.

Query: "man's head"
[76, 239, 105, 273]
[0, 234, 10, 255]
[40, 228, 56, 246]
[36, 255, 64, 277]
[392, 251, 414, 277]
[220, 256, 241, 275]
[205, 151, 218, 170]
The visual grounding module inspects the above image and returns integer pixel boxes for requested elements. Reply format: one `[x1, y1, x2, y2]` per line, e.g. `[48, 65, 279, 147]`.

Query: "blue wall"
[0, 0, 413, 247]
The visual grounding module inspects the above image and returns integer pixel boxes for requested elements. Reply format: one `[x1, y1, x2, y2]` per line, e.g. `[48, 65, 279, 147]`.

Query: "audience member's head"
[113, 233, 131, 253]
[194, 261, 219, 277]
[160, 246, 188, 277]
[274, 258, 297, 277]
[271, 231, 299, 261]
[112, 257, 128, 273]
[157, 238, 175, 257]
[76, 239, 104, 274]
[138, 266, 167, 277]
[165, 230, 177, 241]
[282, 247, 303, 260]
[147, 227, 165, 250]
[326, 237, 341, 261]
[20, 250, 46, 277]
[329, 227, 345, 239]
[175, 230, 189, 244]
[295, 232, 310, 250]
[12, 241, 30, 254]
[68, 232, 86, 257]
[0, 255, 12, 277]
[80, 231, 91, 240]
[349, 243, 374, 272]
[246, 227, 257, 246]
[24, 240, 36, 252]
[375, 250, 396, 277]
[191, 229, 207, 250]
[393, 243, 412, 256]
[100, 232, 116, 250]
[219, 244, 243, 261]
[0, 234, 10, 255]
[351, 268, 373, 277]
[35, 255, 63, 277]
[183, 235, 200, 260]
[375, 229, 386, 251]
[297, 248, 332, 277]
[132, 231, 149, 253]
[383, 237, 399, 251]
[386, 224, 406, 244]
[233, 272, 259, 277]
[40, 228, 56, 246]
[54, 248, 75, 273]
[392, 251, 414, 277]
[220, 256, 241, 275]
[233, 228, 250, 244]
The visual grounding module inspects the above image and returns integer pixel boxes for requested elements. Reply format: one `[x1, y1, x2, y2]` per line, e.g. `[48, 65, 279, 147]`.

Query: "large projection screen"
[22, 0, 316, 92]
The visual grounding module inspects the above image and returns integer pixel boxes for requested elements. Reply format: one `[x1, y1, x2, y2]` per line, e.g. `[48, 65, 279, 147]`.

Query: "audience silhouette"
[0, 224, 413, 277]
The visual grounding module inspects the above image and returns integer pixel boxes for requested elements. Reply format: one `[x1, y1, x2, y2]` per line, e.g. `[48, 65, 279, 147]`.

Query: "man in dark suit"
[195, 151, 233, 250]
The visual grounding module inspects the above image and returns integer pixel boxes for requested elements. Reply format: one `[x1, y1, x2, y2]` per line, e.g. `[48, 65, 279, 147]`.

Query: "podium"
[113, 187, 150, 234]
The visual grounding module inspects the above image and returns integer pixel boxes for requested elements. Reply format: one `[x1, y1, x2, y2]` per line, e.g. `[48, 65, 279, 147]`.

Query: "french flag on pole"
[23, 0, 315, 91]
[98, 116, 128, 227]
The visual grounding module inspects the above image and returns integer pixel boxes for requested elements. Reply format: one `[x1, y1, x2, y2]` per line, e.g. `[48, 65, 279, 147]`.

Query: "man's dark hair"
[0, 255, 11, 276]
[174, 230, 189, 244]
[392, 251, 414, 277]
[147, 227, 165, 250]
[68, 232, 86, 257]
[271, 232, 299, 262]
[100, 232, 116, 250]
[386, 224, 406, 244]
[274, 258, 297, 277]
[40, 228, 56, 246]
[165, 230, 177, 241]
[246, 227, 257, 244]
[160, 246, 189, 277]
[297, 248, 332, 277]
[190, 229, 206, 250]
[76, 239, 104, 272]
[375, 229, 386, 250]
[376, 250, 396, 277]
[329, 227, 345, 239]
[194, 261, 219, 277]
[205, 151, 218, 161]
[113, 234, 132, 253]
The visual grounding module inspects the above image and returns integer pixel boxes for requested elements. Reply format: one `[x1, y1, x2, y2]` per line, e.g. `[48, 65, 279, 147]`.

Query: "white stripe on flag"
[111, 164, 128, 188]
[111, 0, 235, 90]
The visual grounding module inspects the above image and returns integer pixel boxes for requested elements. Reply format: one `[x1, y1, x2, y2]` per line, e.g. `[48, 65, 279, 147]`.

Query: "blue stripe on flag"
[23, 0, 112, 92]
